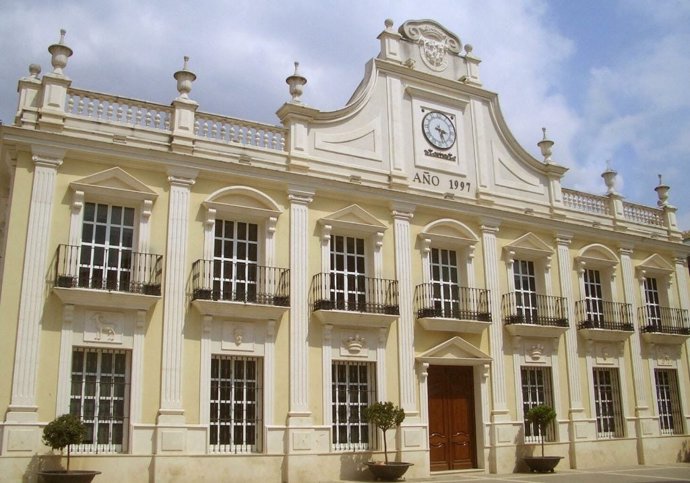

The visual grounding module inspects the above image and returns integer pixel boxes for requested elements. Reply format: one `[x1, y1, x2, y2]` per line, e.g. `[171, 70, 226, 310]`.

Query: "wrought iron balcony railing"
[575, 300, 634, 331]
[310, 273, 399, 315]
[191, 259, 290, 306]
[414, 283, 491, 322]
[638, 306, 690, 335]
[55, 244, 162, 295]
[502, 292, 568, 327]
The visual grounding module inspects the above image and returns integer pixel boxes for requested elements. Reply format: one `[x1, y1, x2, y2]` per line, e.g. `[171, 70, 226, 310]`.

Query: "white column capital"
[287, 188, 314, 205]
[167, 175, 196, 187]
[555, 233, 573, 246]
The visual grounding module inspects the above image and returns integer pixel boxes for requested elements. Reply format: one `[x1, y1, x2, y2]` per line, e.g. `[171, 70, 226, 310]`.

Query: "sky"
[1, 0, 688, 230]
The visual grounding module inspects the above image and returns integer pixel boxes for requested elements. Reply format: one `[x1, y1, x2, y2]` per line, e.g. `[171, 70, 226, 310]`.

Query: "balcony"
[310, 273, 399, 328]
[53, 244, 162, 310]
[190, 259, 290, 319]
[502, 292, 568, 338]
[414, 283, 491, 333]
[575, 300, 634, 342]
[638, 306, 690, 344]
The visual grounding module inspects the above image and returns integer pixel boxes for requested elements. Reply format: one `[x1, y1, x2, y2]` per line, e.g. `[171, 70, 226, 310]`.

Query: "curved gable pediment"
[417, 336, 491, 366]
[419, 219, 478, 247]
[503, 232, 553, 260]
[204, 186, 282, 220]
[575, 244, 619, 269]
[71, 167, 157, 202]
[318, 204, 386, 234]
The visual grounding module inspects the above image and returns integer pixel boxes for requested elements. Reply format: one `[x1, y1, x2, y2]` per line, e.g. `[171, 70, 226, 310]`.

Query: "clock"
[422, 111, 456, 150]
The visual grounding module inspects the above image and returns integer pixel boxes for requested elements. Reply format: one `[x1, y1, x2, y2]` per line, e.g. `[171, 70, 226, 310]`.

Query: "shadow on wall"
[23, 454, 43, 482]
[340, 452, 372, 481]
[677, 440, 690, 463]
[513, 425, 527, 473]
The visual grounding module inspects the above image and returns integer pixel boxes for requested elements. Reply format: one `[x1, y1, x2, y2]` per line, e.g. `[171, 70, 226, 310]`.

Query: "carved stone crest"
[84, 310, 123, 344]
[398, 20, 461, 72]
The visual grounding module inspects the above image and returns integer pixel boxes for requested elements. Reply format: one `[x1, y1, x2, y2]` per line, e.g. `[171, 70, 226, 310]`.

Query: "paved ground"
[400, 464, 690, 482]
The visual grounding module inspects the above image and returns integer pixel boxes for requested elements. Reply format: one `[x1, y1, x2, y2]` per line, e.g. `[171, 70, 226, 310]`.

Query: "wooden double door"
[428, 365, 477, 471]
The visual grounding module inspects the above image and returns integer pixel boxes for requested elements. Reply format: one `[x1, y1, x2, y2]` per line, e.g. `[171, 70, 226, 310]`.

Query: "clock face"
[422, 111, 456, 150]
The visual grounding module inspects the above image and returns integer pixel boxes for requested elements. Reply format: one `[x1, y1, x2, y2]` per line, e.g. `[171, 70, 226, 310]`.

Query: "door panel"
[428, 365, 476, 471]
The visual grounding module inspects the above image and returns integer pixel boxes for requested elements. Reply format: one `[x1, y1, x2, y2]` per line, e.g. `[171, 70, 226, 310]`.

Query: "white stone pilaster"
[199, 315, 212, 425]
[376, 327, 388, 402]
[391, 205, 416, 413]
[159, 173, 195, 422]
[265, 320, 277, 426]
[56, 304, 75, 416]
[555, 235, 583, 411]
[481, 220, 507, 414]
[8, 152, 62, 420]
[288, 189, 313, 419]
[619, 247, 648, 410]
[322, 324, 333, 426]
[131, 310, 146, 424]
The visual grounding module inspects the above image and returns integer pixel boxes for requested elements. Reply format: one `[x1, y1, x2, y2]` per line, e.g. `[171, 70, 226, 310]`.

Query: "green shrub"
[525, 404, 556, 457]
[42, 414, 86, 471]
[363, 401, 405, 463]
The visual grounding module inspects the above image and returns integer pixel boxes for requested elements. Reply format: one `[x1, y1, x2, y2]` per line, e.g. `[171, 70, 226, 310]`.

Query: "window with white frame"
[209, 355, 262, 453]
[330, 235, 367, 311]
[521, 366, 554, 442]
[514, 260, 538, 322]
[643, 277, 662, 330]
[655, 369, 683, 435]
[592, 368, 624, 438]
[584, 269, 604, 323]
[212, 220, 259, 302]
[70, 348, 130, 453]
[79, 202, 135, 291]
[430, 248, 460, 317]
[331, 361, 376, 450]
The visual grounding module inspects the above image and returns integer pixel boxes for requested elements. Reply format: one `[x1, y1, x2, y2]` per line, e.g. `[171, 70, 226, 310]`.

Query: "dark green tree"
[363, 401, 405, 463]
[42, 414, 87, 471]
[525, 404, 557, 457]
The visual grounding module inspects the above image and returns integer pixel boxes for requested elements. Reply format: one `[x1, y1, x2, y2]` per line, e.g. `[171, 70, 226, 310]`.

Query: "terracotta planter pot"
[38, 470, 101, 483]
[523, 456, 563, 473]
[366, 462, 413, 481]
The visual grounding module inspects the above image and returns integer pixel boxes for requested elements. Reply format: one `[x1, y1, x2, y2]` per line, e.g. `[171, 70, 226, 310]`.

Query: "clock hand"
[435, 125, 447, 139]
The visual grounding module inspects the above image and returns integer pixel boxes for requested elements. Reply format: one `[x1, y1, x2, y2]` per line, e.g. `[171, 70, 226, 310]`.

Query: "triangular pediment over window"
[503, 232, 553, 260]
[417, 336, 491, 366]
[636, 253, 674, 277]
[204, 186, 282, 220]
[71, 167, 157, 202]
[318, 204, 387, 234]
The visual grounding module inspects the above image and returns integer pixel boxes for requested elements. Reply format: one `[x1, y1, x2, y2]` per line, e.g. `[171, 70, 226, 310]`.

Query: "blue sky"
[1, 0, 688, 229]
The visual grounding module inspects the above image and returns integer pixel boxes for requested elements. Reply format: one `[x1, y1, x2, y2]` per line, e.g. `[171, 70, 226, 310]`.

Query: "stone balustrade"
[195, 112, 286, 151]
[66, 88, 172, 130]
[623, 201, 664, 226]
[562, 188, 611, 215]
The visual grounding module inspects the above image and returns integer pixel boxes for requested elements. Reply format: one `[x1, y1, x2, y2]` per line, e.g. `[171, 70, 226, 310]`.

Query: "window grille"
[430, 248, 461, 317]
[584, 269, 604, 324]
[330, 236, 367, 311]
[209, 355, 262, 453]
[79, 202, 135, 290]
[592, 368, 624, 438]
[331, 361, 376, 450]
[213, 221, 259, 301]
[514, 260, 538, 322]
[521, 366, 554, 443]
[655, 369, 683, 435]
[70, 348, 130, 453]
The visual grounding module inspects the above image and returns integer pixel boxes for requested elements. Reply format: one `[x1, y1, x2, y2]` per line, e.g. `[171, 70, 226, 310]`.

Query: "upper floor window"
[79, 202, 135, 291]
[330, 235, 366, 310]
[514, 259, 537, 321]
[212, 220, 259, 302]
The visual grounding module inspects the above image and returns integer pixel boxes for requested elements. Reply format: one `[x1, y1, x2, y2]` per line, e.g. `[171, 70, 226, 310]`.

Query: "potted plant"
[523, 404, 562, 473]
[38, 414, 101, 483]
[362, 401, 412, 481]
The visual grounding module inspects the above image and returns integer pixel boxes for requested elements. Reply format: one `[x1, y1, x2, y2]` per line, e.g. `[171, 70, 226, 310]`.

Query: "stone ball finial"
[48, 28, 73, 75]
[28, 64, 41, 79]
[465, 44, 473, 54]
[384, 18, 394, 30]
[174, 55, 197, 100]
[286, 61, 307, 103]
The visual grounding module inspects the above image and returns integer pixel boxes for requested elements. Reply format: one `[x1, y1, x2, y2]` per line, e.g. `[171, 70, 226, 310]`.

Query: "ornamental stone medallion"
[398, 19, 462, 72]
[84, 310, 123, 344]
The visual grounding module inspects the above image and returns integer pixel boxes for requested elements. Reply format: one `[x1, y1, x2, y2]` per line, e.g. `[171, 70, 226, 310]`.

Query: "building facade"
[0, 20, 689, 482]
